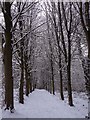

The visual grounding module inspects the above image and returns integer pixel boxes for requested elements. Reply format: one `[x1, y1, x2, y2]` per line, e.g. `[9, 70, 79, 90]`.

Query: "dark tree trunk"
[25, 57, 29, 97]
[86, 32, 90, 100]
[51, 2, 64, 97]
[29, 73, 32, 93]
[58, 2, 70, 100]
[59, 53, 64, 100]
[18, 4, 24, 104]
[3, 2, 14, 111]
[67, 35, 73, 106]
[61, 2, 73, 106]
[51, 58, 55, 95]
[19, 54, 24, 103]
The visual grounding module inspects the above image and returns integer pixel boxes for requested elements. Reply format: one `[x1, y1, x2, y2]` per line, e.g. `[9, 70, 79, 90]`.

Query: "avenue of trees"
[0, 0, 90, 117]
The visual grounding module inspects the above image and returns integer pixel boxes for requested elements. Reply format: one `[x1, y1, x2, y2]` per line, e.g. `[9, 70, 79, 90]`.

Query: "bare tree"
[75, 1, 90, 117]
[1, 1, 14, 112]
[45, 2, 55, 95]
[78, 2, 90, 99]
[61, 2, 73, 106]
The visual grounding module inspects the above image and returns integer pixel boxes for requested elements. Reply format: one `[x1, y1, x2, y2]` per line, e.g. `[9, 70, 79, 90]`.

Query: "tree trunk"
[67, 63, 73, 106]
[3, 2, 14, 111]
[59, 53, 64, 100]
[18, 4, 24, 104]
[29, 73, 32, 93]
[19, 39, 24, 103]
[19, 55, 24, 103]
[45, 4, 55, 95]
[51, 58, 55, 95]
[51, 2, 64, 97]
[85, 32, 90, 100]
[61, 2, 73, 106]
[85, 33, 90, 120]
[25, 57, 29, 97]
[67, 34, 73, 106]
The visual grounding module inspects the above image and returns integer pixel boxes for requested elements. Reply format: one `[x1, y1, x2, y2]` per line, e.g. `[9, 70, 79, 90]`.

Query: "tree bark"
[3, 2, 14, 111]
[25, 54, 29, 96]
[18, 3, 24, 104]
[67, 34, 73, 106]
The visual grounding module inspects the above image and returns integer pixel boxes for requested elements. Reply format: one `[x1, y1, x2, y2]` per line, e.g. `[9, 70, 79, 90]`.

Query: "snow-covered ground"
[2, 89, 88, 118]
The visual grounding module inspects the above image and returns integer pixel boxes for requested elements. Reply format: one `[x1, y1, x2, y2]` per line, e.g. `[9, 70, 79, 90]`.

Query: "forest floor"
[1, 89, 88, 118]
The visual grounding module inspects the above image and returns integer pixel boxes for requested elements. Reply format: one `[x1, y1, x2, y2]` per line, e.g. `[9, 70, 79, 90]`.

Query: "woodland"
[0, 0, 90, 118]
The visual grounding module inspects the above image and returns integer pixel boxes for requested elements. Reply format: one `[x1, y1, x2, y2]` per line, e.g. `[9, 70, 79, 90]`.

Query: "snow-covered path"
[2, 89, 88, 118]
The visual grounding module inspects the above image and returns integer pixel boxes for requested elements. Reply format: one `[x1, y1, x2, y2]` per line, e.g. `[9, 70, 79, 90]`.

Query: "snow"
[0, 49, 88, 118]
[2, 89, 88, 118]
[56, 91, 88, 117]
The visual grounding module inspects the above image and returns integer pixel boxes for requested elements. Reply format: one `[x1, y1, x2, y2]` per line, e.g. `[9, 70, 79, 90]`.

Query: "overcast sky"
[0, 12, 4, 26]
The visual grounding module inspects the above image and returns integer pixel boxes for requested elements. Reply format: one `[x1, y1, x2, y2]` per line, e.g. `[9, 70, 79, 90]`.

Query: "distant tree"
[61, 2, 73, 106]
[45, 3, 55, 95]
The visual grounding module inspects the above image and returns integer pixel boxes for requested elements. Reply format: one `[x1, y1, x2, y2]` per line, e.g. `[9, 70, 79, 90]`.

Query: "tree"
[76, 1, 90, 117]
[45, 2, 55, 95]
[51, 2, 64, 98]
[18, 2, 24, 104]
[49, 2, 73, 105]
[79, 2, 90, 98]
[61, 2, 73, 106]
[1, 1, 14, 112]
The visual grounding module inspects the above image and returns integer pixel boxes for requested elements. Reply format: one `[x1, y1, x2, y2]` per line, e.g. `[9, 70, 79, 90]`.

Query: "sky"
[0, 13, 4, 25]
